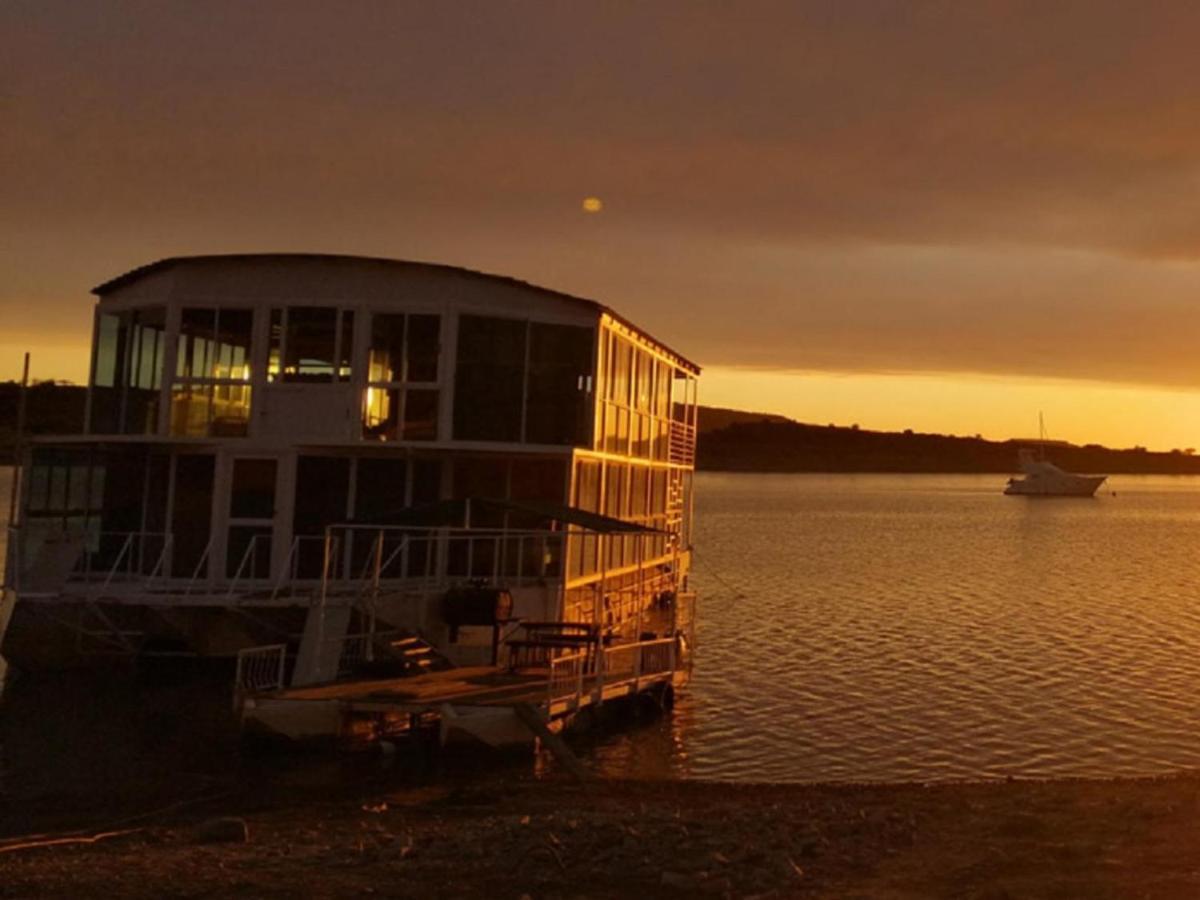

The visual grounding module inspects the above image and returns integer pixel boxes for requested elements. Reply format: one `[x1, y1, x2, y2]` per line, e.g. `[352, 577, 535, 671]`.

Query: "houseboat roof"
[92, 253, 701, 374]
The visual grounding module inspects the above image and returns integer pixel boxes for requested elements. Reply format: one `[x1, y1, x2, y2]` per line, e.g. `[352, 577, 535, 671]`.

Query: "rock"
[193, 816, 250, 844]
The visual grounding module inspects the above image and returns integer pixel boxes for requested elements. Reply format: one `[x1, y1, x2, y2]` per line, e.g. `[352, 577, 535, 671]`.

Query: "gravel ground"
[3, 772, 1200, 899]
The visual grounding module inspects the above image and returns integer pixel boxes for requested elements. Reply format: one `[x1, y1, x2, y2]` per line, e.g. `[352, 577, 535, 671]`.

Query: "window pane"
[213, 309, 254, 380]
[293, 456, 351, 578]
[268, 308, 283, 381]
[89, 313, 125, 433]
[403, 389, 438, 440]
[338, 310, 355, 381]
[411, 459, 441, 504]
[363, 385, 399, 440]
[169, 384, 212, 436]
[355, 458, 409, 520]
[369, 314, 405, 383]
[116, 308, 166, 435]
[131, 308, 166, 390]
[179, 308, 216, 379]
[93, 313, 123, 388]
[212, 383, 251, 436]
[230, 458, 276, 519]
[283, 307, 337, 383]
[406, 314, 440, 382]
[453, 315, 525, 442]
[170, 454, 215, 577]
[525, 323, 592, 445]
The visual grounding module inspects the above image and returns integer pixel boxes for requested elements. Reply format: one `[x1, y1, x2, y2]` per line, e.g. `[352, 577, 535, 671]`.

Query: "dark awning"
[342, 497, 658, 533]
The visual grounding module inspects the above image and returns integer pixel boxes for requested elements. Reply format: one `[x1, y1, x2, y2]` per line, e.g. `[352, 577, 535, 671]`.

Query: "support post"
[316, 526, 332, 682]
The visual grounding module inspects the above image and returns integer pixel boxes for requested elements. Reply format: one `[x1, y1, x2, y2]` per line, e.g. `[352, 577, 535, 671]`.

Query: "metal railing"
[548, 649, 589, 701]
[234, 643, 288, 697]
[546, 636, 679, 708]
[669, 419, 696, 466]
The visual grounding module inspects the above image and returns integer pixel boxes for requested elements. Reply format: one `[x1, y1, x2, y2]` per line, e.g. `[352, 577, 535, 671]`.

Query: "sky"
[4, 1, 1200, 449]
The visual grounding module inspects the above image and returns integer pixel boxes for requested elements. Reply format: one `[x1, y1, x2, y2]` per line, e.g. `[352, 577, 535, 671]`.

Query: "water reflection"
[665, 473, 1200, 783]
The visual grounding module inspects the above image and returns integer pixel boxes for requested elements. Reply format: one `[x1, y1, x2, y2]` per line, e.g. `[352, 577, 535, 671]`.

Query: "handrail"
[545, 636, 680, 708]
[99, 533, 135, 592]
[233, 643, 288, 709]
[225, 533, 267, 601]
[183, 537, 213, 596]
[547, 649, 589, 701]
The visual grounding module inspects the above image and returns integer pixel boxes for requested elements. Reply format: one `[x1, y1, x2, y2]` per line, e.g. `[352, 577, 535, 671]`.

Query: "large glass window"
[169, 307, 254, 437]
[453, 315, 593, 446]
[363, 313, 440, 441]
[453, 315, 526, 442]
[267, 306, 353, 383]
[525, 323, 593, 445]
[88, 308, 167, 434]
[596, 327, 692, 462]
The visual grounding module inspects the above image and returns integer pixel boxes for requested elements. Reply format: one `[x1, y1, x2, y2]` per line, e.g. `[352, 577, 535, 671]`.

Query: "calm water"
[7, 467, 1200, 785]
[592, 472, 1200, 783]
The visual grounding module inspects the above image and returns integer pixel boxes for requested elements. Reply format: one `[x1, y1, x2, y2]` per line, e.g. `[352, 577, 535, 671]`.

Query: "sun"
[582, 197, 603, 213]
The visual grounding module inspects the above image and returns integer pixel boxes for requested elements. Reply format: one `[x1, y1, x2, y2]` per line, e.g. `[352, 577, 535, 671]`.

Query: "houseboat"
[1, 254, 699, 743]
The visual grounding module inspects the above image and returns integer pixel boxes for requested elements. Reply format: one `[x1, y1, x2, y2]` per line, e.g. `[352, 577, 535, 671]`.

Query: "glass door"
[226, 458, 277, 579]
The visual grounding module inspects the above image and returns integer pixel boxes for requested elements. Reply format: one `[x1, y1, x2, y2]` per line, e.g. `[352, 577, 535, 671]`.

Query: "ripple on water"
[589, 473, 1200, 783]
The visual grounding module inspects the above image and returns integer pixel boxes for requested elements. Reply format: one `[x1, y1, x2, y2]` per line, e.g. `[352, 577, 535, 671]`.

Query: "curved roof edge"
[93, 253, 700, 373]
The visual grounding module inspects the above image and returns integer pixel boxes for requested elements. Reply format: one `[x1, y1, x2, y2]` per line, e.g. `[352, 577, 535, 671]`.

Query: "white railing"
[234, 643, 288, 696]
[669, 419, 696, 466]
[548, 649, 589, 701]
[545, 636, 679, 708]
[78, 531, 174, 587]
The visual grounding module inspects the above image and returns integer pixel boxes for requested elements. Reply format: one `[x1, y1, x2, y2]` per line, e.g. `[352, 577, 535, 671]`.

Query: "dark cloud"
[4, 1, 1200, 385]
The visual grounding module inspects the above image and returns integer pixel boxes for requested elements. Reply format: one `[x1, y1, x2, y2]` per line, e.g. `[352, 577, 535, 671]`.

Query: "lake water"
[593, 472, 1200, 783]
[6, 467, 1200, 785]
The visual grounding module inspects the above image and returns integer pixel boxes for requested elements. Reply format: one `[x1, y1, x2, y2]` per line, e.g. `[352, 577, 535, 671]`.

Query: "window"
[88, 308, 167, 434]
[596, 327, 690, 462]
[362, 313, 440, 441]
[525, 323, 593, 445]
[453, 315, 525, 442]
[453, 315, 593, 446]
[169, 307, 254, 437]
[268, 307, 354, 383]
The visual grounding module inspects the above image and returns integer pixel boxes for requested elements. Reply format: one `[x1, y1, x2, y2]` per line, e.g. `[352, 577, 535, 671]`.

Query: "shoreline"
[3, 769, 1199, 898]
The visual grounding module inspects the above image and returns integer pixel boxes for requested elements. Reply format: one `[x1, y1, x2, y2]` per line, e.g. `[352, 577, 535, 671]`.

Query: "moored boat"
[1004, 449, 1106, 497]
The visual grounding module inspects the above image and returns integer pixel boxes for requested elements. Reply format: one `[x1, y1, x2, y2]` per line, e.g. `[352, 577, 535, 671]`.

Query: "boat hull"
[1004, 475, 1106, 497]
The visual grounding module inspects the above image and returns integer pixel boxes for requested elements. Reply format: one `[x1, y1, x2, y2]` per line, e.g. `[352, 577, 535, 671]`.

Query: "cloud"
[4, 1, 1200, 387]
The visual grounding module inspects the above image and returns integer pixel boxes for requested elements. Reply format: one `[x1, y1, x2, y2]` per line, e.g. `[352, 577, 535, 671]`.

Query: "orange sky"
[4, 2, 1200, 450]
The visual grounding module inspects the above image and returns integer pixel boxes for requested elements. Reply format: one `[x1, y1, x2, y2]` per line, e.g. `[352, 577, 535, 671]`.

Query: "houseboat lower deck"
[237, 627, 689, 753]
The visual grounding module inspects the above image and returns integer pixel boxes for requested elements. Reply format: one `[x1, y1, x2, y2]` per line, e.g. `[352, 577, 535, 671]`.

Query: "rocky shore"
[3, 772, 1199, 899]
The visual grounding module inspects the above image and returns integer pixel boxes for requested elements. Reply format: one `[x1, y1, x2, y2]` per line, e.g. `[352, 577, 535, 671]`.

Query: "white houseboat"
[1, 255, 699, 707]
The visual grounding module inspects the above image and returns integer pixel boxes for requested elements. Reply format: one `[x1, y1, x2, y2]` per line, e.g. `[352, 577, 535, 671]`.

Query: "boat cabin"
[5, 255, 699, 665]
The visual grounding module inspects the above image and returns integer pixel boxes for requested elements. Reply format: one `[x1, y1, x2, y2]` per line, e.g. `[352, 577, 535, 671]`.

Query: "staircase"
[289, 602, 450, 687]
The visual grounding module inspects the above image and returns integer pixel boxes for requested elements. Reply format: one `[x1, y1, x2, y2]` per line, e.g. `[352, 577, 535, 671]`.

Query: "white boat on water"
[1004, 448, 1107, 497]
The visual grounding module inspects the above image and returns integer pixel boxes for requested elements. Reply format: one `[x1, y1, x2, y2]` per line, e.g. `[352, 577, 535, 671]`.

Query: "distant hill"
[697, 405, 790, 433]
[0, 382, 86, 455]
[696, 407, 1200, 475]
